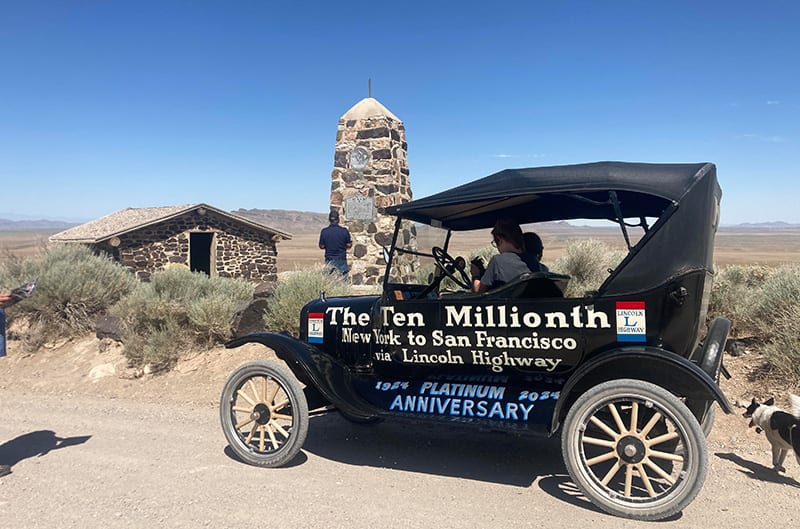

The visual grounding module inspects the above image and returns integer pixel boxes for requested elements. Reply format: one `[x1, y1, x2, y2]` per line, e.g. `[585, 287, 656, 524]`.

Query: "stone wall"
[330, 99, 415, 286]
[96, 210, 278, 283]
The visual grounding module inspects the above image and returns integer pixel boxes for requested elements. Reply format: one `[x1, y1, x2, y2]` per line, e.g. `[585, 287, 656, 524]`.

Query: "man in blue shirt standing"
[319, 210, 352, 279]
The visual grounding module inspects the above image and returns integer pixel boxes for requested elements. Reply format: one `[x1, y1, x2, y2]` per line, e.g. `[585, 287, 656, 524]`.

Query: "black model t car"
[220, 161, 731, 521]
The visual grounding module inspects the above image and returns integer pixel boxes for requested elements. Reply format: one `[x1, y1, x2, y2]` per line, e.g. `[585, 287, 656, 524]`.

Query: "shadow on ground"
[221, 413, 694, 519]
[0, 430, 91, 469]
[536, 475, 683, 521]
[537, 475, 604, 514]
[716, 452, 800, 488]
[300, 413, 564, 486]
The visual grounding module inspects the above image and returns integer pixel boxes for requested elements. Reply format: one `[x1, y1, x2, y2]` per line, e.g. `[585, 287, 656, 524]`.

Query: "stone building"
[330, 97, 415, 285]
[49, 203, 291, 283]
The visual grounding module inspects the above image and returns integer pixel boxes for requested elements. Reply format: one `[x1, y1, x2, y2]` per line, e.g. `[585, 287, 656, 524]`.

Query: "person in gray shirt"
[474, 218, 530, 292]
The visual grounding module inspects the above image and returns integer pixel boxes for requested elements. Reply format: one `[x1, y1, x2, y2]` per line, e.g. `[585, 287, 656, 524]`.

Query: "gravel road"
[1, 389, 798, 529]
[0, 338, 797, 528]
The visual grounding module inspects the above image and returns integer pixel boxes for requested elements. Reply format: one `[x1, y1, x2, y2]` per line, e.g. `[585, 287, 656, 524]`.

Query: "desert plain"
[2, 223, 799, 273]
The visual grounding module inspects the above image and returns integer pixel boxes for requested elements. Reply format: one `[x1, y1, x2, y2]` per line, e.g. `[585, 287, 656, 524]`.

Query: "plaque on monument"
[345, 195, 376, 221]
[349, 146, 370, 171]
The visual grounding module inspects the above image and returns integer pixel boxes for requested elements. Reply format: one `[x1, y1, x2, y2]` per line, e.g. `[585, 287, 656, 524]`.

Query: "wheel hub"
[617, 435, 646, 464]
[251, 403, 271, 425]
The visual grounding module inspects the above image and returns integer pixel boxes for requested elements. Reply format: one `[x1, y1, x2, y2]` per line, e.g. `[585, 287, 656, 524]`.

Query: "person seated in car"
[521, 231, 549, 272]
[469, 257, 486, 292]
[474, 218, 531, 293]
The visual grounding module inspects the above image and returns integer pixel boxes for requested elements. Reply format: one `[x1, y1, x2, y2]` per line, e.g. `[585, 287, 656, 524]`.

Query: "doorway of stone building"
[190, 232, 214, 275]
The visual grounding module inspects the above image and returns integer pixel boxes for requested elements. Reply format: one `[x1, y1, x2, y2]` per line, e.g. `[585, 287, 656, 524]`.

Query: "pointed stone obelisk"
[330, 97, 414, 286]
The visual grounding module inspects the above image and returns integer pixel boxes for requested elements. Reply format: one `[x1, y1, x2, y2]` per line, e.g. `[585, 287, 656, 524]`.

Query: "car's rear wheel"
[220, 361, 309, 467]
[562, 379, 707, 521]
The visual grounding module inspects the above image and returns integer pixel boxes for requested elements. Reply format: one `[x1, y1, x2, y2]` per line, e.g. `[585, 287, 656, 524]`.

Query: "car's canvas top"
[386, 161, 716, 230]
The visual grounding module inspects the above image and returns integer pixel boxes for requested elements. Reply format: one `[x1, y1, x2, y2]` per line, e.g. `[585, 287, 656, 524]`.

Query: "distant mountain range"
[724, 221, 800, 229]
[0, 218, 78, 231]
[1, 211, 799, 234]
[233, 209, 329, 235]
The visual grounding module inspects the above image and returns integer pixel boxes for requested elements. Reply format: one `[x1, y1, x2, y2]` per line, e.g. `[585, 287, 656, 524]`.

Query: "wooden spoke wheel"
[562, 379, 707, 521]
[220, 361, 308, 467]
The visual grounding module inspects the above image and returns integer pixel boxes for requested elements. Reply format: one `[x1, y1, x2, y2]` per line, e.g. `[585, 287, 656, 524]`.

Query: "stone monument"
[330, 97, 414, 286]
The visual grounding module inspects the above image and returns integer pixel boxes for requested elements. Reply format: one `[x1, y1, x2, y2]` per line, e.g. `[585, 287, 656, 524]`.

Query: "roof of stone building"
[340, 97, 400, 121]
[49, 203, 293, 243]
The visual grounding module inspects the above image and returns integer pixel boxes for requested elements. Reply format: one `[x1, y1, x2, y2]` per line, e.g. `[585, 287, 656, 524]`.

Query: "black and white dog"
[743, 394, 800, 473]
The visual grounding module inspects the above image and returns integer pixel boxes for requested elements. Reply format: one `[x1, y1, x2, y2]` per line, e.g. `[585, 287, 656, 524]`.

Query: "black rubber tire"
[220, 361, 309, 467]
[561, 379, 707, 521]
[685, 399, 716, 438]
[700, 404, 716, 438]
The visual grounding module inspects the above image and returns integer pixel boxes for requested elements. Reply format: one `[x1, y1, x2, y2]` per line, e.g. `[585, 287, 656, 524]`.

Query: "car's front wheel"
[561, 379, 707, 521]
[220, 361, 309, 467]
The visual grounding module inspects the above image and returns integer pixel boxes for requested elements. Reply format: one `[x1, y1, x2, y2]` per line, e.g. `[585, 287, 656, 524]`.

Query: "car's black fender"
[226, 332, 381, 421]
[550, 345, 733, 434]
[683, 316, 731, 427]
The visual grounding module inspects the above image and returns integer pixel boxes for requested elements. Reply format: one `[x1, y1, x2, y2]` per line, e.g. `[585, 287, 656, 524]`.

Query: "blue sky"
[1, 1, 797, 225]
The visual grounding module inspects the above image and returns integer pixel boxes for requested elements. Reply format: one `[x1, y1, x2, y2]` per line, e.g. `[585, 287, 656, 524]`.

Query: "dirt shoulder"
[0, 336, 271, 406]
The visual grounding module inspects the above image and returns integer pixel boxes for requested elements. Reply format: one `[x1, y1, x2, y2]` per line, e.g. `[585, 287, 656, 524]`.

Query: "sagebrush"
[264, 265, 353, 336]
[707, 264, 774, 338]
[111, 268, 253, 370]
[712, 264, 800, 383]
[550, 239, 626, 297]
[0, 244, 136, 348]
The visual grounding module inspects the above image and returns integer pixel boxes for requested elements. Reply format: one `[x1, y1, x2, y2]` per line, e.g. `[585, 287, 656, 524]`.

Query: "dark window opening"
[190, 232, 213, 275]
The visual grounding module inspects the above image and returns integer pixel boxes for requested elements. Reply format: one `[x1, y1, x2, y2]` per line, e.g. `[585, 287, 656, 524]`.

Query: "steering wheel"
[432, 246, 472, 290]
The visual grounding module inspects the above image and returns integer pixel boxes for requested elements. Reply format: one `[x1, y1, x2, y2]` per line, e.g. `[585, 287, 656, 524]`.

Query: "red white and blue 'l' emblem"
[307, 312, 324, 343]
[616, 301, 646, 342]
